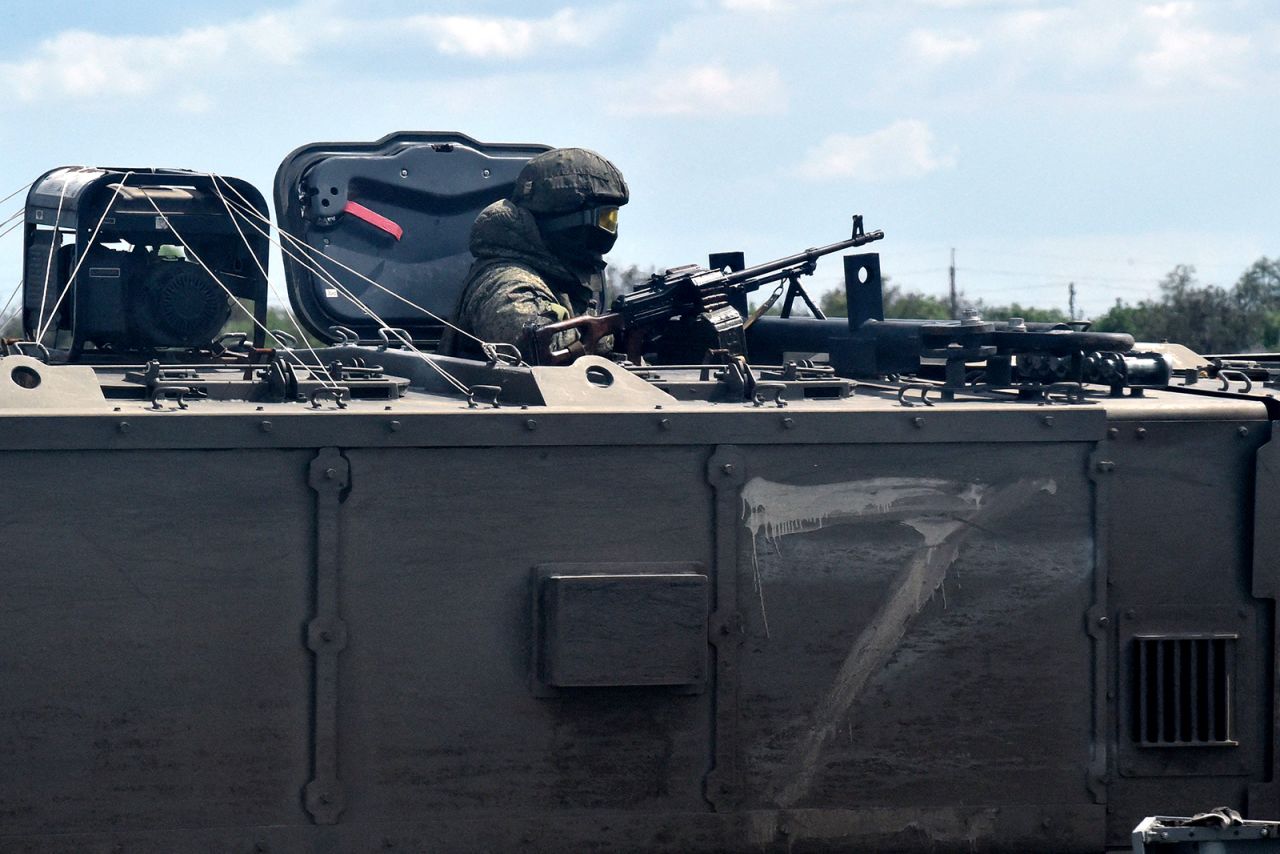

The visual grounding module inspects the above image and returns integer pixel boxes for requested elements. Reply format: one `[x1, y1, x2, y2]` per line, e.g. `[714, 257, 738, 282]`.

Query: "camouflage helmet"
[510, 148, 629, 215]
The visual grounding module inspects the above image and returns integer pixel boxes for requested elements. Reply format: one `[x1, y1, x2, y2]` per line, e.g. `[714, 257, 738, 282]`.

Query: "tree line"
[816, 257, 1280, 355]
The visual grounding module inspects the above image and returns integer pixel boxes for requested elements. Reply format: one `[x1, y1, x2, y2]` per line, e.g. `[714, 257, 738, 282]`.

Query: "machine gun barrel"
[724, 223, 885, 292]
[530, 215, 883, 365]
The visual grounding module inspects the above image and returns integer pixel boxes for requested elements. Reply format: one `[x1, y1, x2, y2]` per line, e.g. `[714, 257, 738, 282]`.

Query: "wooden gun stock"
[529, 313, 627, 365]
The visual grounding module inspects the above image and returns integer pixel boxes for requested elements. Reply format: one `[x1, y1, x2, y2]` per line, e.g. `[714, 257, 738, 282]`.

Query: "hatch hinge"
[304, 447, 350, 824]
[704, 445, 745, 811]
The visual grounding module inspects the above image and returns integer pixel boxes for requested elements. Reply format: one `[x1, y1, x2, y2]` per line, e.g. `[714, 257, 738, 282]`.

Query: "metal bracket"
[1086, 449, 1112, 805]
[703, 445, 745, 811]
[304, 448, 350, 825]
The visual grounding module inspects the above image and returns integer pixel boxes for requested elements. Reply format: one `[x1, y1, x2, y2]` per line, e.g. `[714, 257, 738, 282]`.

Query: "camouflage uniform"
[457, 200, 601, 356]
[456, 148, 628, 361]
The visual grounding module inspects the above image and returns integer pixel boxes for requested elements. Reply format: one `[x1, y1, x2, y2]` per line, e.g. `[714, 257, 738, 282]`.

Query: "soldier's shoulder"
[468, 259, 550, 293]
[462, 261, 560, 315]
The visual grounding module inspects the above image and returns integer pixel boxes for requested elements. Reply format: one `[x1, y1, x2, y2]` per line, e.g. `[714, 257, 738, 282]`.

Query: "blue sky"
[0, 0, 1275, 318]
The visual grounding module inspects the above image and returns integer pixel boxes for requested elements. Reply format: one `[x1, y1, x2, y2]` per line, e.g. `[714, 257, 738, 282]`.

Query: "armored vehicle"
[1, 133, 1277, 853]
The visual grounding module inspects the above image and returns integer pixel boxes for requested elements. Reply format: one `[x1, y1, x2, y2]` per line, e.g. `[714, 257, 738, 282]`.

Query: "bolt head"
[721, 463, 735, 474]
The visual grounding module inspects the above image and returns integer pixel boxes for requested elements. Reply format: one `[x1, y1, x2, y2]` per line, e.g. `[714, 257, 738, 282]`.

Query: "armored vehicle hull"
[2, 134, 1278, 852]
[1, 350, 1276, 853]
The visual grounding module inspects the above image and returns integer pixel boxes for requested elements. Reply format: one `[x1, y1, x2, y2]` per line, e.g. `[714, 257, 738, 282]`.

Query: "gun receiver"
[530, 215, 884, 365]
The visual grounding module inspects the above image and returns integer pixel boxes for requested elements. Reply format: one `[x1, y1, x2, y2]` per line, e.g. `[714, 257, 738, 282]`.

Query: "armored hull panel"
[0, 352, 1275, 853]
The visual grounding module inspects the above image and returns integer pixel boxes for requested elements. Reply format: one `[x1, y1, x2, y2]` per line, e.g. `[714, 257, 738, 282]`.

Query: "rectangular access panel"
[535, 565, 709, 689]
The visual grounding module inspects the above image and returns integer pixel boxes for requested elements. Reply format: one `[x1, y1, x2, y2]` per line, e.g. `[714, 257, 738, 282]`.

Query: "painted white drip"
[742, 476, 988, 552]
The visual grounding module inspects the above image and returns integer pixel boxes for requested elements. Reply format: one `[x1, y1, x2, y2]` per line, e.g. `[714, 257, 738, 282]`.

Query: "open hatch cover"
[274, 132, 549, 345]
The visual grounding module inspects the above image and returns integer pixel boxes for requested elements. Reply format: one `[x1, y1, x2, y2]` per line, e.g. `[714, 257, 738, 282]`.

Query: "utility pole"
[1068, 282, 1077, 321]
[949, 248, 957, 320]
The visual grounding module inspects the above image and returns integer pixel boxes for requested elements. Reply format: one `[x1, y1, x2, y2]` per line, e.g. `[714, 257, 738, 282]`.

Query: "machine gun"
[529, 215, 884, 365]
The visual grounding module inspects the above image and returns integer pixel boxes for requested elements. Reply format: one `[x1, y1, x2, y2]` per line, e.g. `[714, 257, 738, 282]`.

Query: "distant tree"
[820, 280, 949, 320]
[1091, 265, 1253, 353]
[969, 300, 1068, 324]
[1232, 257, 1280, 349]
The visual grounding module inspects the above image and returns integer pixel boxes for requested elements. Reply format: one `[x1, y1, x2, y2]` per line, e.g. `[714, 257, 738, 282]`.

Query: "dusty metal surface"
[0, 374, 1269, 852]
[3, 137, 1278, 852]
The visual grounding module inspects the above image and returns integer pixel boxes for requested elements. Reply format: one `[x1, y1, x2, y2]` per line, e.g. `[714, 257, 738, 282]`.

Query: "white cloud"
[0, 5, 618, 106]
[910, 0, 1041, 7]
[905, 29, 981, 64]
[1133, 2, 1251, 89]
[176, 93, 215, 115]
[606, 64, 785, 117]
[798, 120, 955, 181]
[403, 9, 612, 60]
[973, 1, 1255, 93]
[720, 0, 789, 11]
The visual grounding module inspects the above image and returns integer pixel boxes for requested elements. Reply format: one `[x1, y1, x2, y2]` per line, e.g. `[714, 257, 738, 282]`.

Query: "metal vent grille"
[1133, 635, 1237, 747]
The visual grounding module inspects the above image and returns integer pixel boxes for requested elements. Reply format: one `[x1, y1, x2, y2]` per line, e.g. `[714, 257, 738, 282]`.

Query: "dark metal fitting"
[328, 325, 358, 345]
[912, 416, 925, 428]
[467, 385, 502, 409]
[524, 419, 538, 431]
[388, 420, 402, 432]
[781, 417, 795, 429]
[150, 385, 191, 410]
[753, 382, 787, 408]
[260, 420, 273, 433]
[310, 387, 349, 409]
[376, 326, 412, 350]
[1135, 427, 1147, 439]
[658, 418, 672, 430]
[1238, 425, 1250, 437]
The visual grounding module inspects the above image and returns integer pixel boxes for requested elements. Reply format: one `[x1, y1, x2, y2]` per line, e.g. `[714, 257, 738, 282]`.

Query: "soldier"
[456, 147, 628, 361]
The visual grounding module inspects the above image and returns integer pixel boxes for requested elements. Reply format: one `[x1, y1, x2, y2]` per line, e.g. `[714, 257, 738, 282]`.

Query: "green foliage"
[970, 301, 1068, 324]
[816, 257, 1280, 355]
[222, 304, 325, 348]
[1092, 260, 1280, 353]
[819, 280, 949, 320]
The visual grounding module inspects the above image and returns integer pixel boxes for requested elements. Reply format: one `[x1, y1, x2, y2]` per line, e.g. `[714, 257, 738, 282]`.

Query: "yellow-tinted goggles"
[596, 206, 619, 234]
[541, 205, 620, 234]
